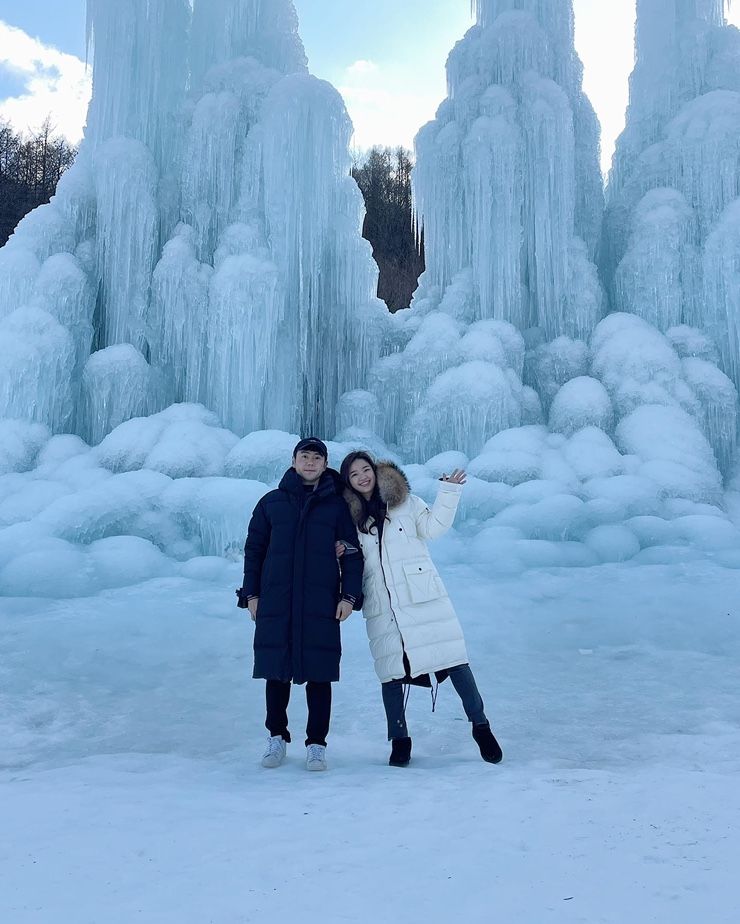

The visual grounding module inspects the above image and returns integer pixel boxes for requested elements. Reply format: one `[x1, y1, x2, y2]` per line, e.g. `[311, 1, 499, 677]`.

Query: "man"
[237, 437, 363, 771]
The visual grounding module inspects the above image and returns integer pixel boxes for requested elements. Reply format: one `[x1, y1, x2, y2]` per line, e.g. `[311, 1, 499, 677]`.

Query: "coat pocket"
[402, 558, 442, 604]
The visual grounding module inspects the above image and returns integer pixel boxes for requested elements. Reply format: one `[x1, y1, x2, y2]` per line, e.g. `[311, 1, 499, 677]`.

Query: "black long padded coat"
[242, 467, 364, 684]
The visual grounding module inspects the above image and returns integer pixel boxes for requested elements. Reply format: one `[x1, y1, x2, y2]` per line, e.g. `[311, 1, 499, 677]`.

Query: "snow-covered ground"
[3, 552, 739, 923]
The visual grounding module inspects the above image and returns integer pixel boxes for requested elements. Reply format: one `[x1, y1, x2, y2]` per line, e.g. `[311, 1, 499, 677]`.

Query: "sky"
[0, 1, 739, 175]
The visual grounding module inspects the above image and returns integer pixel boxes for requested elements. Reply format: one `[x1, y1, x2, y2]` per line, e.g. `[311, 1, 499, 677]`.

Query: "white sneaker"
[305, 743, 328, 771]
[261, 735, 287, 768]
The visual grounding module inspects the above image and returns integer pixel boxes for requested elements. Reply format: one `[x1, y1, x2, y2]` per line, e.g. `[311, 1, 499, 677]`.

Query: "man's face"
[293, 450, 327, 484]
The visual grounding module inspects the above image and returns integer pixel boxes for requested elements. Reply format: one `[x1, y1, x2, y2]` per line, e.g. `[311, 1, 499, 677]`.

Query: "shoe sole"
[306, 762, 327, 771]
[261, 758, 284, 768]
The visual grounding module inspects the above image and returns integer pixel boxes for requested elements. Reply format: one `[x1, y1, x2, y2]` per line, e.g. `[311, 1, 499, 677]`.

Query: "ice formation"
[2, 0, 740, 585]
[363, 0, 606, 460]
[0, 0, 386, 440]
[359, 0, 738, 483]
[604, 2, 740, 394]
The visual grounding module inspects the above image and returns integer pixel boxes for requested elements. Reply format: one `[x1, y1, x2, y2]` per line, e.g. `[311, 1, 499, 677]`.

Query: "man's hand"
[335, 541, 346, 558]
[335, 599, 353, 622]
[248, 597, 259, 622]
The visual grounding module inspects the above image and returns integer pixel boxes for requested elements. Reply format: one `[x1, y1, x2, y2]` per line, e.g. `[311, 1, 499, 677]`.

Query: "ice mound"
[0, 420, 51, 476]
[94, 405, 233, 476]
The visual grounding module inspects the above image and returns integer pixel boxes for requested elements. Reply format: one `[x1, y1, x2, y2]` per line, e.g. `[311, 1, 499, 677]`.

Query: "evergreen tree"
[352, 146, 425, 312]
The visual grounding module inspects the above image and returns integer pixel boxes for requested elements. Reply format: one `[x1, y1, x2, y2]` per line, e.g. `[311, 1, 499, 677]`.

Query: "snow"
[2, 561, 740, 922]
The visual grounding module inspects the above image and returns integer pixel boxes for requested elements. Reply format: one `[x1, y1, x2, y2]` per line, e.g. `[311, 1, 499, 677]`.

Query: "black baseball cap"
[293, 437, 328, 459]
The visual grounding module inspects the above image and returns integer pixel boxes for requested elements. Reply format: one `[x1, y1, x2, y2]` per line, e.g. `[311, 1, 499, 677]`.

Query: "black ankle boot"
[472, 723, 503, 764]
[389, 737, 412, 767]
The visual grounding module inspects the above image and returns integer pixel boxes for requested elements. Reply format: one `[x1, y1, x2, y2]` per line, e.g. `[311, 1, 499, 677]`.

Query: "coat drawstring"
[403, 678, 440, 714]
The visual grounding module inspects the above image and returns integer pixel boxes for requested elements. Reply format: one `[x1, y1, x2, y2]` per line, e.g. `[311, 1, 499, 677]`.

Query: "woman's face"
[348, 458, 376, 498]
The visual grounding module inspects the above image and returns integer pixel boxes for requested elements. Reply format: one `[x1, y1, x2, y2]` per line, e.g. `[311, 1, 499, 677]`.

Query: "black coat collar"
[278, 467, 342, 498]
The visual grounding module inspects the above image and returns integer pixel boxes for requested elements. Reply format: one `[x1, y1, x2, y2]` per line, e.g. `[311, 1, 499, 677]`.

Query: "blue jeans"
[381, 663, 488, 740]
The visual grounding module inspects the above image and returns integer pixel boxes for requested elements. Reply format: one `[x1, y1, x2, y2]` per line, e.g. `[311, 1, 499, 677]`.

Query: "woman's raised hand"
[442, 469, 467, 485]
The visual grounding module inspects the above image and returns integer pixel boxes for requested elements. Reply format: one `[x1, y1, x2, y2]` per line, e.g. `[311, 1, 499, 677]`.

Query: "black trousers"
[265, 680, 332, 747]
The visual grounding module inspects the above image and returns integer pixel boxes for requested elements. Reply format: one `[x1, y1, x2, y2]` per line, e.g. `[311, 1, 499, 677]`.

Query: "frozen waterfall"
[0, 0, 386, 441]
[0, 0, 738, 515]
[366, 0, 605, 459]
[601, 0, 740, 472]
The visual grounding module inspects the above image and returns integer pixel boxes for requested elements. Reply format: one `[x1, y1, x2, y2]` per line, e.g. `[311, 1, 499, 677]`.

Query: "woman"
[339, 451, 503, 767]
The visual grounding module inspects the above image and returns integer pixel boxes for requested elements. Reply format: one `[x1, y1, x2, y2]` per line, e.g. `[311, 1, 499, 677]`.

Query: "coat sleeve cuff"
[437, 480, 463, 496]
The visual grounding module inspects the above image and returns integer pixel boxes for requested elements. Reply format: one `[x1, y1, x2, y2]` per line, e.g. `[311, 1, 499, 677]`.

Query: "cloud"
[338, 60, 441, 153]
[0, 20, 91, 143]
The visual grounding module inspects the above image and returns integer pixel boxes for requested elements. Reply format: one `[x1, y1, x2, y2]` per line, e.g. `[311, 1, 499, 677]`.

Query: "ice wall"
[604, 1, 740, 332]
[365, 0, 605, 458]
[0, 0, 386, 440]
[602, 0, 740, 472]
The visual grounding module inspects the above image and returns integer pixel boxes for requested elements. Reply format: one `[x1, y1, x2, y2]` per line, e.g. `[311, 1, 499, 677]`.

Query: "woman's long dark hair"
[340, 451, 387, 536]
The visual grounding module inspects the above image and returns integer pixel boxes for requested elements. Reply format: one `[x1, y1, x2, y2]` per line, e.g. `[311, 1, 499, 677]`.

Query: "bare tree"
[0, 117, 77, 246]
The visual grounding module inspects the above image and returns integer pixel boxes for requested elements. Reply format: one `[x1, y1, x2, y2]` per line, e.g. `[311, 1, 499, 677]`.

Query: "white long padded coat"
[345, 462, 469, 684]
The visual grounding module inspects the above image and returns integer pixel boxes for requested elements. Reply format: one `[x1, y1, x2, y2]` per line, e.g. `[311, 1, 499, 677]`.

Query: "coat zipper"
[377, 522, 404, 648]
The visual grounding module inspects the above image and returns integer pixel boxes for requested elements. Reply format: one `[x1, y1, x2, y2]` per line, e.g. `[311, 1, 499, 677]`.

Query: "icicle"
[86, 0, 189, 166]
[93, 138, 158, 352]
[520, 73, 575, 337]
[0, 307, 76, 432]
[0, 247, 41, 323]
[149, 224, 212, 407]
[393, 0, 604, 456]
[605, 0, 740, 435]
[203, 247, 285, 435]
[0, 0, 384, 444]
[80, 345, 154, 446]
[190, 0, 307, 90]
[462, 92, 525, 327]
[682, 356, 738, 476]
[259, 73, 385, 435]
[614, 188, 698, 331]
[472, 0, 578, 91]
[703, 197, 740, 390]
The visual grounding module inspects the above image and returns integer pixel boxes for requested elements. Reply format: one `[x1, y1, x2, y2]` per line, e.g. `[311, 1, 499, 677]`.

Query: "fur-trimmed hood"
[343, 460, 410, 525]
